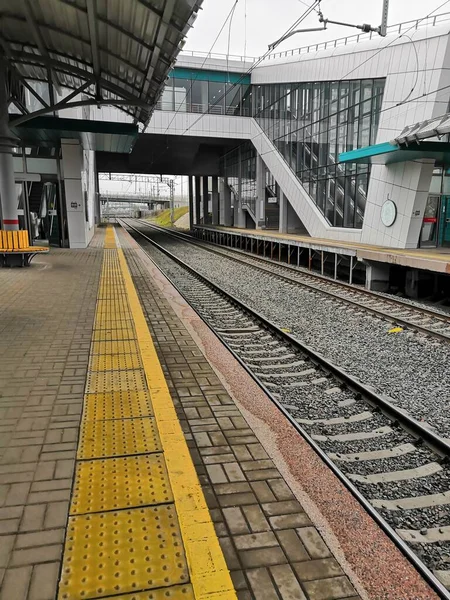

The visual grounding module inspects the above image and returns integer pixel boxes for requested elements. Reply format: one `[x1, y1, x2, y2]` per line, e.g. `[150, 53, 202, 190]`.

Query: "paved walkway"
[0, 239, 103, 600]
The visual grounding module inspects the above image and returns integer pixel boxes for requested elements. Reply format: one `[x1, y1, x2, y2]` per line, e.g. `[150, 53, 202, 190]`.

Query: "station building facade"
[150, 17, 450, 255]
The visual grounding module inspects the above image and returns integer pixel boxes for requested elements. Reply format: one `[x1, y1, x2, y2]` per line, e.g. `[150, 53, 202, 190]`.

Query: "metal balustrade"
[179, 12, 450, 64]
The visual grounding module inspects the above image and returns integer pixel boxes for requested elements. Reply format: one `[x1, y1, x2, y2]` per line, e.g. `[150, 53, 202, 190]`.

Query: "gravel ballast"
[141, 229, 450, 439]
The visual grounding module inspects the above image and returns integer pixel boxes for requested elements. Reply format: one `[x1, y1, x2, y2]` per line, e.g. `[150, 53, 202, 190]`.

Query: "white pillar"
[223, 179, 232, 226]
[234, 148, 246, 228]
[202, 176, 209, 224]
[188, 176, 194, 230]
[194, 176, 201, 225]
[0, 60, 20, 231]
[212, 177, 219, 225]
[256, 155, 265, 229]
[61, 139, 89, 248]
[279, 190, 288, 234]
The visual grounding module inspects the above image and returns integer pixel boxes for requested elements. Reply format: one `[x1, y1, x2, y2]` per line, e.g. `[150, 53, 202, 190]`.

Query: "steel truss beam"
[10, 96, 149, 127]
[9, 51, 148, 107]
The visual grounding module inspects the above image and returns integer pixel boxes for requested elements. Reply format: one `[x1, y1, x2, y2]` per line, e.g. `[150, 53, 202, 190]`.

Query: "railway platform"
[193, 226, 450, 296]
[0, 225, 439, 600]
[193, 226, 450, 275]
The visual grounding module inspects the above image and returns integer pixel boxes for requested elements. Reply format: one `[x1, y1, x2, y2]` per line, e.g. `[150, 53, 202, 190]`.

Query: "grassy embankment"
[149, 206, 189, 226]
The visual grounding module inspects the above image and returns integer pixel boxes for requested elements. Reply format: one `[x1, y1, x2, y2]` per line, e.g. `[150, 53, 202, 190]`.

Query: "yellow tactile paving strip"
[57, 226, 236, 600]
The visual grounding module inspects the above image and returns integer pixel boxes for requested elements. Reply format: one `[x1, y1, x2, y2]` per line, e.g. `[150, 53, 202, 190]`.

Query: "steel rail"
[136, 219, 450, 343]
[120, 217, 450, 600]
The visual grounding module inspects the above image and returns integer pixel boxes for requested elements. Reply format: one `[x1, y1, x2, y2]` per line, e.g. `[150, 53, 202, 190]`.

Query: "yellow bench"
[0, 230, 48, 267]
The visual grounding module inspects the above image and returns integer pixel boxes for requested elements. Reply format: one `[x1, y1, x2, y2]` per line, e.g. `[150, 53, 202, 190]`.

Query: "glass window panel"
[158, 79, 174, 111]
[247, 77, 385, 229]
[191, 80, 208, 113]
[173, 78, 189, 112]
[208, 81, 225, 114]
[226, 83, 241, 115]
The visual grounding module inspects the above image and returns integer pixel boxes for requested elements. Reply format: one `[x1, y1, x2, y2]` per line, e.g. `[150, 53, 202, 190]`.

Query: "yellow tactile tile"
[77, 418, 161, 459]
[86, 369, 147, 394]
[100, 584, 195, 599]
[83, 391, 153, 421]
[90, 354, 142, 372]
[91, 340, 141, 356]
[96, 297, 132, 314]
[92, 327, 137, 342]
[59, 506, 189, 600]
[71, 454, 173, 514]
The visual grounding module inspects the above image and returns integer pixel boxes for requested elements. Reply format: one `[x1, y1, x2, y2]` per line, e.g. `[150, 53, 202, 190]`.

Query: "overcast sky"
[184, 0, 448, 57]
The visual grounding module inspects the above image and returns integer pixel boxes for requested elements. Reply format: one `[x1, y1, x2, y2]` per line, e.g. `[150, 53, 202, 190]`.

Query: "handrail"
[263, 11, 450, 61]
[181, 11, 450, 65]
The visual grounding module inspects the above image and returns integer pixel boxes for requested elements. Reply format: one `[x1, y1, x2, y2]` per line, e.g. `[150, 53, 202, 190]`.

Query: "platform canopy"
[1, 0, 203, 127]
[339, 111, 450, 165]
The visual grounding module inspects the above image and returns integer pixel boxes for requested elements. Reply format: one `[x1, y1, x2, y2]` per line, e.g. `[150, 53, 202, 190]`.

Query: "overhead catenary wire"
[225, 0, 450, 168]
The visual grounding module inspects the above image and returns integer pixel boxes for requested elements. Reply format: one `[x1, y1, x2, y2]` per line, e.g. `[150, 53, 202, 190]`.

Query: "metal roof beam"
[86, 0, 101, 97]
[1, 14, 148, 78]
[10, 97, 151, 127]
[10, 51, 149, 110]
[12, 52, 115, 94]
[136, 0, 185, 35]
[58, 0, 156, 52]
[21, 0, 61, 92]
[140, 0, 177, 100]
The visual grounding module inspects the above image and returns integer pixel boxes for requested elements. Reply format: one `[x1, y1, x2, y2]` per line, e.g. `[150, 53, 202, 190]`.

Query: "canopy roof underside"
[0, 0, 203, 126]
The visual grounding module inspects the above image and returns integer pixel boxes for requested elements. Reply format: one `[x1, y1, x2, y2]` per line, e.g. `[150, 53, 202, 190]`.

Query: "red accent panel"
[423, 217, 437, 223]
[3, 219, 19, 225]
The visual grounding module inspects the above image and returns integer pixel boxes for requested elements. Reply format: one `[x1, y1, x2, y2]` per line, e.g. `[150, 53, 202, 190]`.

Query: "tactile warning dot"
[96, 296, 131, 314]
[86, 369, 147, 394]
[91, 340, 141, 356]
[78, 418, 161, 459]
[59, 506, 189, 600]
[83, 391, 153, 421]
[71, 454, 173, 514]
[95, 316, 134, 330]
[90, 354, 143, 372]
[101, 584, 195, 599]
[92, 327, 137, 342]
[97, 290, 128, 301]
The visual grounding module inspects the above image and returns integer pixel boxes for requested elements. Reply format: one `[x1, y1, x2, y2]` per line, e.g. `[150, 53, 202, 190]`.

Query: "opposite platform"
[194, 225, 450, 275]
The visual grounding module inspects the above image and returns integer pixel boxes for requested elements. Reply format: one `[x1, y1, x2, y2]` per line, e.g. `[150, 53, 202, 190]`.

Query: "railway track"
[120, 217, 450, 599]
[137, 219, 450, 343]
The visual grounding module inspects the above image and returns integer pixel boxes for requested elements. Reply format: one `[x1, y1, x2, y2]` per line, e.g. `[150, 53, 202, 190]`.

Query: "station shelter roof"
[2, 0, 203, 127]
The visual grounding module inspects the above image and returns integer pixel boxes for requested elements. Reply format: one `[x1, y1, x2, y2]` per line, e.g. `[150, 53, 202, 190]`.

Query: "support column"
[202, 176, 209, 225]
[188, 176, 194, 230]
[211, 177, 219, 225]
[61, 139, 88, 249]
[194, 176, 201, 225]
[234, 147, 246, 228]
[94, 170, 101, 225]
[0, 60, 20, 231]
[279, 190, 288, 234]
[222, 178, 232, 226]
[256, 155, 266, 229]
[365, 261, 391, 292]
